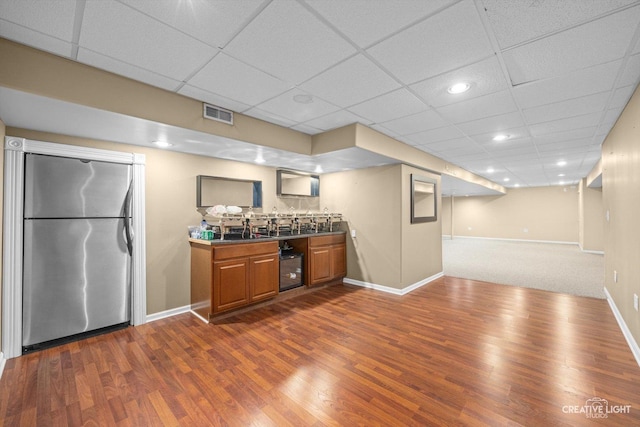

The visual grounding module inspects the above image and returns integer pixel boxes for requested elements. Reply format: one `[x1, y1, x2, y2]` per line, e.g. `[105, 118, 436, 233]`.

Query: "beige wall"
[0, 118, 4, 348]
[578, 179, 604, 252]
[443, 186, 579, 243]
[321, 164, 442, 289]
[7, 127, 282, 315]
[602, 83, 640, 348]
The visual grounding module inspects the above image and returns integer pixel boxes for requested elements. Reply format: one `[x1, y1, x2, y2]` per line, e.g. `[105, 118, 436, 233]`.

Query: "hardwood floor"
[1, 276, 639, 426]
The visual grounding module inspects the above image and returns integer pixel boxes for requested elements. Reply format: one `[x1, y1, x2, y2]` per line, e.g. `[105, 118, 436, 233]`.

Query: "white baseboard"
[146, 304, 191, 323]
[190, 310, 209, 324]
[343, 272, 444, 296]
[446, 235, 578, 246]
[578, 243, 604, 255]
[604, 287, 640, 368]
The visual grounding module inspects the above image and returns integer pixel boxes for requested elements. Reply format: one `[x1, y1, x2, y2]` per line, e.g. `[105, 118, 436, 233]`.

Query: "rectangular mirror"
[197, 175, 262, 208]
[411, 174, 437, 223]
[277, 169, 320, 197]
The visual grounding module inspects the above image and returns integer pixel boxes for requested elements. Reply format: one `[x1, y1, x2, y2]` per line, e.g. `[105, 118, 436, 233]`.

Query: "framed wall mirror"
[196, 175, 262, 208]
[277, 169, 320, 197]
[411, 174, 437, 223]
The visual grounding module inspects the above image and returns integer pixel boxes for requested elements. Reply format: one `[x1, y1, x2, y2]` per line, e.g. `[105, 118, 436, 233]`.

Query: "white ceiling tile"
[187, 53, 291, 106]
[618, 53, 640, 87]
[241, 106, 298, 128]
[503, 6, 640, 85]
[481, 0, 639, 49]
[305, 0, 455, 47]
[532, 127, 598, 145]
[0, 0, 76, 41]
[407, 126, 465, 145]
[422, 137, 483, 154]
[529, 112, 602, 136]
[609, 85, 637, 109]
[367, 0, 493, 84]
[290, 123, 323, 135]
[347, 88, 428, 123]
[512, 60, 622, 109]
[299, 54, 400, 107]
[252, 88, 340, 123]
[536, 138, 594, 152]
[0, 19, 74, 57]
[378, 109, 448, 136]
[436, 90, 518, 123]
[456, 111, 524, 135]
[409, 56, 509, 107]
[224, 0, 356, 85]
[304, 110, 372, 131]
[489, 144, 539, 159]
[78, 48, 183, 92]
[81, 1, 217, 81]
[523, 91, 610, 124]
[119, 0, 264, 48]
[178, 84, 253, 113]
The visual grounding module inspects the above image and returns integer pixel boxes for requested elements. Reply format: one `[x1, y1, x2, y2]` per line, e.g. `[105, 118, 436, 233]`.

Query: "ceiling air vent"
[203, 103, 233, 125]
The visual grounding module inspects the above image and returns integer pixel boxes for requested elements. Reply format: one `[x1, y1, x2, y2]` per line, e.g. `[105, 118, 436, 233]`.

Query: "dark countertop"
[188, 230, 346, 246]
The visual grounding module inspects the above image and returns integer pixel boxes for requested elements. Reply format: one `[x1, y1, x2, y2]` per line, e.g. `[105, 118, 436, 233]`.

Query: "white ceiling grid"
[1, 0, 640, 195]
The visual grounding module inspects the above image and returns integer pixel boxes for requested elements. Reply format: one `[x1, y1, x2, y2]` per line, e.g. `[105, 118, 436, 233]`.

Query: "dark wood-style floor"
[1, 277, 639, 426]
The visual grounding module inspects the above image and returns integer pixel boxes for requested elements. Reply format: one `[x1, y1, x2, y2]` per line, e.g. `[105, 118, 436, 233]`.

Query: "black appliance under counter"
[279, 252, 303, 291]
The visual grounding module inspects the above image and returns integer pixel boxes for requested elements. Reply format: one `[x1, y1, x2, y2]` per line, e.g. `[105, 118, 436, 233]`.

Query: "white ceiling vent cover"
[203, 103, 233, 125]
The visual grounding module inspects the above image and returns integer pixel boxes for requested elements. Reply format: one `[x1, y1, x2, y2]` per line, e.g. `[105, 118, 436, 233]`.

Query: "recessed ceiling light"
[314, 165, 323, 173]
[447, 82, 470, 94]
[153, 140, 172, 148]
[503, 177, 510, 182]
[514, 183, 520, 187]
[557, 160, 567, 166]
[493, 134, 510, 142]
[558, 173, 565, 177]
[487, 167, 495, 173]
[293, 94, 314, 104]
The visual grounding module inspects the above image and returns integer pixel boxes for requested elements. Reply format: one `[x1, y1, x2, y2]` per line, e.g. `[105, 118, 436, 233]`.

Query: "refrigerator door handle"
[124, 181, 133, 256]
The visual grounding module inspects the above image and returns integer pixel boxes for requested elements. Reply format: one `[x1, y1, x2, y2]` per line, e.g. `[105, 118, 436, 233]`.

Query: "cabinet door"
[250, 254, 279, 302]
[213, 258, 249, 313]
[309, 247, 331, 285]
[330, 244, 346, 278]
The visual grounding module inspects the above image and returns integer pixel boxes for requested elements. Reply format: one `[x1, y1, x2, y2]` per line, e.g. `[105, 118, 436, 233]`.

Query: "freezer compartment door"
[23, 218, 131, 347]
[24, 153, 132, 218]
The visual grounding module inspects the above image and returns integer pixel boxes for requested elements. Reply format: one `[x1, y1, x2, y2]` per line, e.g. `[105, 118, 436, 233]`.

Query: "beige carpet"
[442, 238, 605, 299]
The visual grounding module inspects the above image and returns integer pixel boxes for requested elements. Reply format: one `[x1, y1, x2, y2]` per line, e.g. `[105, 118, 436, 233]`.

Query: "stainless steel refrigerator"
[23, 153, 133, 351]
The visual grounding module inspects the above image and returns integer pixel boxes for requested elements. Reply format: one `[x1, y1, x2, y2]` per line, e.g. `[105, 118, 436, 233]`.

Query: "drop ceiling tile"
[299, 54, 400, 107]
[378, 109, 448, 136]
[488, 144, 539, 159]
[529, 112, 602, 136]
[456, 111, 524, 135]
[178, 84, 252, 113]
[409, 56, 509, 107]
[532, 127, 598, 145]
[407, 126, 466, 145]
[0, 0, 76, 41]
[618, 53, 640, 87]
[81, 1, 217, 81]
[305, 0, 454, 47]
[252, 88, 340, 123]
[187, 53, 291, 107]
[513, 60, 622, 109]
[242, 106, 298, 128]
[291, 123, 323, 135]
[523, 91, 610, 125]
[224, 0, 356, 85]
[436, 90, 517, 124]
[366, 0, 493, 84]
[347, 88, 428, 123]
[481, 0, 638, 49]
[536, 138, 594, 152]
[0, 19, 74, 57]
[503, 5, 640, 85]
[119, 0, 264, 48]
[78, 48, 183, 92]
[304, 110, 372, 131]
[609, 85, 636, 109]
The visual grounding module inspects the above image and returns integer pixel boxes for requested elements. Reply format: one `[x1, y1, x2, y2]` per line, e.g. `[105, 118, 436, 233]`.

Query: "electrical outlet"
[634, 294, 639, 312]
[351, 229, 356, 238]
[614, 270, 618, 283]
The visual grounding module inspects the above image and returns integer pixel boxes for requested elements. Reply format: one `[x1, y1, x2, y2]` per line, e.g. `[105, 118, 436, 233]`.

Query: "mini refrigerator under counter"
[280, 252, 303, 291]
